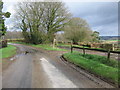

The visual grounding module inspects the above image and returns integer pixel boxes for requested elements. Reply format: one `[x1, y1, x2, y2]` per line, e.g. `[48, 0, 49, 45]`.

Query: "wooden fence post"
[83, 47, 85, 56]
[71, 46, 73, 53]
[112, 44, 115, 51]
[53, 38, 56, 48]
[71, 40, 73, 53]
[107, 50, 110, 60]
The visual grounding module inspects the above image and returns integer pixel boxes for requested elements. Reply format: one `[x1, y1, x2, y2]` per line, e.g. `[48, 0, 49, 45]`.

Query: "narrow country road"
[2, 44, 114, 88]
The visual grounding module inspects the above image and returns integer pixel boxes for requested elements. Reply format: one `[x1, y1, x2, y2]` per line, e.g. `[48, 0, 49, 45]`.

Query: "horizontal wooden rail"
[72, 46, 120, 54]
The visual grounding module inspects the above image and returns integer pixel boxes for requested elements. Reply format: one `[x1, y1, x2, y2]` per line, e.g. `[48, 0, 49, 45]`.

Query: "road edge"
[60, 55, 115, 88]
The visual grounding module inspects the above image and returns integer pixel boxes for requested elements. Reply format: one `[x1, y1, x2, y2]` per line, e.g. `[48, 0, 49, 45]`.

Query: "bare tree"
[14, 2, 45, 44]
[14, 1, 71, 44]
[42, 2, 71, 42]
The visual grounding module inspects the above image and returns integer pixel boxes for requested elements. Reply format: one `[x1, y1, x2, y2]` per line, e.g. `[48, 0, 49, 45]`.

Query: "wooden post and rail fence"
[70, 45, 120, 60]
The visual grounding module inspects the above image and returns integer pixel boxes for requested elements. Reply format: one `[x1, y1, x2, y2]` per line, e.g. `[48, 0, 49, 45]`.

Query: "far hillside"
[100, 36, 120, 40]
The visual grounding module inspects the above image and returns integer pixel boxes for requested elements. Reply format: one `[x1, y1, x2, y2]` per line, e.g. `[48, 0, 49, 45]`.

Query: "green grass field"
[10, 42, 67, 51]
[0, 45, 16, 59]
[63, 51, 119, 85]
[32, 44, 67, 51]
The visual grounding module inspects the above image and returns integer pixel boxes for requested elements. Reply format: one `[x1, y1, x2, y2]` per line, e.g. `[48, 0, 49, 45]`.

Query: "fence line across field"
[71, 46, 120, 60]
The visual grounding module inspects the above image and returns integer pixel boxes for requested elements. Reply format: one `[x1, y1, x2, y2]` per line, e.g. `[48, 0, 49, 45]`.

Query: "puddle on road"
[40, 58, 77, 88]
[10, 53, 27, 61]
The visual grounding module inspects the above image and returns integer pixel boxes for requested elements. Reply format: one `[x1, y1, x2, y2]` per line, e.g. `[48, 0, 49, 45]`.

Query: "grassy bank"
[63, 52, 119, 85]
[0, 45, 17, 59]
[9, 42, 67, 51]
[32, 44, 67, 51]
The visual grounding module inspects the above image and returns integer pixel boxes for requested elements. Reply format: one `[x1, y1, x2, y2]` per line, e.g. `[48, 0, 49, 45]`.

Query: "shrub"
[0, 40, 7, 48]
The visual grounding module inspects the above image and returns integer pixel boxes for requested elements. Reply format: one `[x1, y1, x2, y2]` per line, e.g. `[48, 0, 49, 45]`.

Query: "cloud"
[65, 2, 118, 36]
[92, 23, 118, 36]
[2, 1, 118, 36]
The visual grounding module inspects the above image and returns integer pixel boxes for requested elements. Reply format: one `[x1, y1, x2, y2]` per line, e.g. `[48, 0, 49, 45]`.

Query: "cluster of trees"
[55, 18, 100, 44]
[14, 1, 99, 44]
[0, 0, 11, 38]
[14, 2, 71, 44]
[63, 18, 93, 44]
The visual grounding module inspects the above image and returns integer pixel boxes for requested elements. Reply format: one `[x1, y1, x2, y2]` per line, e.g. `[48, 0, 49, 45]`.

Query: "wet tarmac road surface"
[2, 44, 114, 88]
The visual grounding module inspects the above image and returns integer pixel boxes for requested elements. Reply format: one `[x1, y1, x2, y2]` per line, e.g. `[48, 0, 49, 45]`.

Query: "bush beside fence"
[0, 40, 7, 48]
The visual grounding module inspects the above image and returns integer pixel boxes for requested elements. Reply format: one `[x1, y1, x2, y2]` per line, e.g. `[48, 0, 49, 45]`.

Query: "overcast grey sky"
[3, 1, 119, 36]
[65, 2, 118, 36]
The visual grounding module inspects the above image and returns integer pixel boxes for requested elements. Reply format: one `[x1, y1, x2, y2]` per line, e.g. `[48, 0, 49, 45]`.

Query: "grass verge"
[9, 42, 67, 51]
[32, 44, 67, 51]
[0, 45, 16, 59]
[63, 51, 119, 85]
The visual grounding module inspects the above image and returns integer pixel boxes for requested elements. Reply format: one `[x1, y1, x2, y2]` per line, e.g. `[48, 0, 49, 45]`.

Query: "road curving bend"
[2, 44, 114, 88]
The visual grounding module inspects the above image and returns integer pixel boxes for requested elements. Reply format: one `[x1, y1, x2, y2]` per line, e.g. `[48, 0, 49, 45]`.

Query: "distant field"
[107, 40, 120, 41]
[103, 40, 120, 43]
[100, 36, 120, 41]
